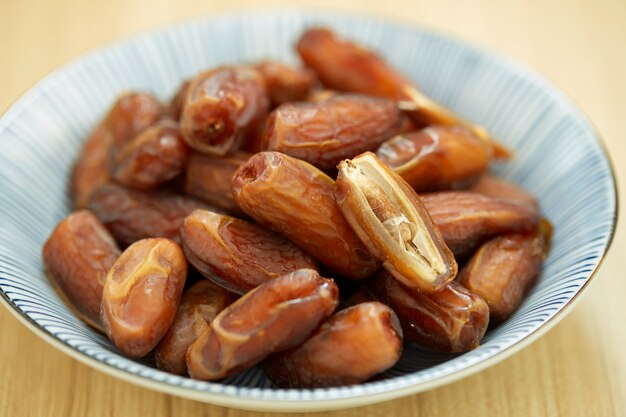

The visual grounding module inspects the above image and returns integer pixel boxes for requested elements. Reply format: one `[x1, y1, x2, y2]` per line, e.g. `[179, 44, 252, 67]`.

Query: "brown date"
[70, 124, 112, 209]
[263, 302, 402, 388]
[376, 125, 492, 192]
[42, 210, 121, 331]
[231, 152, 379, 280]
[296, 28, 511, 159]
[335, 152, 457, 293]
[155, 280, 237, 374]
[183, 151, 250, 215]
[101, 238, 187, 357]
[88, 184, 217, 247]
[253, 60, 317, 106]
[372, 270, 490, 352]
[469, 174, 539, 209]
[422, 191, 540, 259]
[111, 119, 189, 190]
[181, 209, 318, 294]
[105, 92, 165, 154]
[458, 229, 549, 323]
[168, 80, 190, 121]
[181, 66, 269, 156]
[186, 269, 339, 380]
[262, 93, 401, 171]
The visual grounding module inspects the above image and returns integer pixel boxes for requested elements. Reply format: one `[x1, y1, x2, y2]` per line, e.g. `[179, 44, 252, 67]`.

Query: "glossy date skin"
[296, 28, 511, 159]
[335, 152, 457, 293]
[263, 302, 402, 388]
[70, 124, 112, 209]
[88, 184, 216, 247]
[376, 126, 492, 192]
[469, 174, 539, 209]
[372, 270, 490, 352]
[111, 119, 189, 190]
[101, 238, 187, 357]
[155, 280, 237, 375]
[231, 152, 378, 280]
[262, 94, 401, 171]
[180, 209, 318, 294]
[458, 230, 548, 323]
[422, 191, 540, 259]
[181, 66, 269, 156]
[42, 210, 121, 331]
[183, 151, 251, 215]
[186, 269, 339, 380]
[253, 61, 317, 106]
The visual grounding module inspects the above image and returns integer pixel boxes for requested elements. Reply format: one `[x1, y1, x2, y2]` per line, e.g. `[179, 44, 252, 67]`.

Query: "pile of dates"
[42, 27, 551, 388]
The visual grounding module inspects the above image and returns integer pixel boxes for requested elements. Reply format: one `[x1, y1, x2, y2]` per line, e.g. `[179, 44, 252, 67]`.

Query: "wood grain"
[1, 0, 625, 416]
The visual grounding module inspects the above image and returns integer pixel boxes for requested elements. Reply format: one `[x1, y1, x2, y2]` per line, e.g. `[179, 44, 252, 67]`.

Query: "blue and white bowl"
[0, 10, 617, 412]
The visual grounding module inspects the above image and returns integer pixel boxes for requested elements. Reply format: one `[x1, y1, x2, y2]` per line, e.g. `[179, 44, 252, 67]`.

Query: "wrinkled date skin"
[376, 126, 493, 192]
[181, 66, 269, 156]
[262, 94, 401, 171]
[184, 151, 251, 215]
[373, 270, 490, 352]
[253, 61, 317, 106]
[296, 28, 511, 159]
[70, 124, 112, 209]
[181, 209, 318, 294]
[155, 280, 237, 375]
[335, 152, 457, 293]
[469, 174, 539, 209]
[263, 302, 403, 388]
[231, 152, 379, 280]
[186, 269, 339, 380]
[458, 230, 548, 323]
[42, 210, 121, 331]
[88, 184, 217, 247]
[168, 80, 190, 121]
[422, 191, 540, 259]
[112, 119, 189, 190]
[101, 238, 187, 357]
[105, 92, 165, 154]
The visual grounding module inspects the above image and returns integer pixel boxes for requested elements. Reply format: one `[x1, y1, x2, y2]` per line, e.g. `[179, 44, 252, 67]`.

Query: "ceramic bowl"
[0, 10, 617, 412]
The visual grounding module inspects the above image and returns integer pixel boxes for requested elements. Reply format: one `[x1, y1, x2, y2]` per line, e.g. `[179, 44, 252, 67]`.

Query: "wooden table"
[1, 0, 624, 415]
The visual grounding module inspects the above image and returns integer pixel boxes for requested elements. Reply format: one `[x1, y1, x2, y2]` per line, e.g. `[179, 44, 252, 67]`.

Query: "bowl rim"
[0, 8, 619, 412]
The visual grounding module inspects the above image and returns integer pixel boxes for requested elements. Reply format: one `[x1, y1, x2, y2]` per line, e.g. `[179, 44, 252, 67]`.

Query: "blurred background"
[1, 1, 624, 416]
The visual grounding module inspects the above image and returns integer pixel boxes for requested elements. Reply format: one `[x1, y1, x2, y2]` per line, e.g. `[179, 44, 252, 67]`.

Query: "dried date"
[186, 269, 338, 380]
[253, 61, 317, 106]
[42, 210, 121, 331]
[469, 174, 539, 208]
[70, 124, 112, 209]
[335, 152, 457, 292]
[231, 151, 379, 280]
[263, 302, 402, 388]
[181, 209, 318, 294]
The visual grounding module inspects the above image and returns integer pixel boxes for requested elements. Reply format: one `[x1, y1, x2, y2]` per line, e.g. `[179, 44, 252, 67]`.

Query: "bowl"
[0, 9, 617, 412]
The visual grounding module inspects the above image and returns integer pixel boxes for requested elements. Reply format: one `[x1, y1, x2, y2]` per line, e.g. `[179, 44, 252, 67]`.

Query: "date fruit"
[88, 184, 216, 247]
[373, 270, 489, 352]
[181, 66, 269, 156]
[458, 229, 548, 322]
[253, 61, 317, 106]
[376, 126, 492, 192]
[70, 124, 112, 209]
[111, 119, 189, 190]
[184, 151, 250, 215]
[231, 151, 378, 280]
[422, 191, 540, 259]
[42, 210, 121, 331]
[296, 28, 510, 158]
[181, 209, 318, 294]
[262, 94, 401, 171]
[469, 174, 539, 208]
[101, 238, 187, 357]
[155, 280, 237, 374]
[186, 269, 339, 380]
[335, 152, 457, 292]
[263, 302, 402, 388]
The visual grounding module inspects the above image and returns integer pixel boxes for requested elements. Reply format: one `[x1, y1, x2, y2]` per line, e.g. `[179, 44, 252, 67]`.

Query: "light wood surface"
[1, 0, 625, 416]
